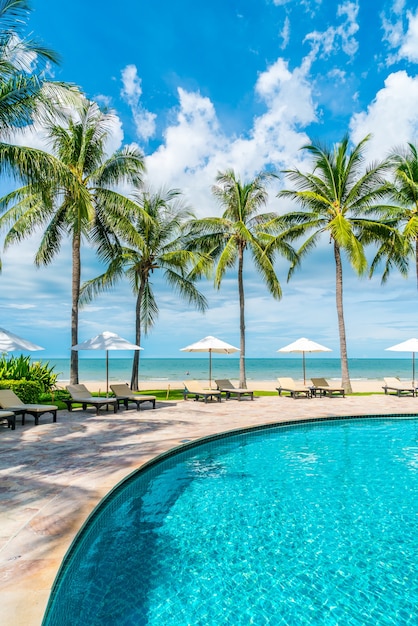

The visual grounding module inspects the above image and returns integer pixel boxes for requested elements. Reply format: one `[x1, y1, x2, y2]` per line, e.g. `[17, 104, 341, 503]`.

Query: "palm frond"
[287, 230, 322, 280]
[34, 204, 69, 266]
[369, 232, 411, 283]
[94, 144, 145, 188]
[248, 238, 282, 299]
[79, 258, 125, 305]
[214, 237, 239, 287]
[163, 268, 208, 312]
[140, 281, 158, 333]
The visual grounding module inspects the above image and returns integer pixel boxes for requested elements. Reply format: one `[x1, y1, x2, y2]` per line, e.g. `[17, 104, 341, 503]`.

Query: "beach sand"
[58, 379, 387, 393]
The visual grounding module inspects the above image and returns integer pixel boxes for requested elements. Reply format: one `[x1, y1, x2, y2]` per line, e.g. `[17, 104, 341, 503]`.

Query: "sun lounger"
[310, 378, 345, 397]
[215, 379, 254, 400]
[276, 378, 311, 399]
[382, 377, 415, 397]
[65, 384, 118, 414]
[0, 409, 16, 430]
[110, 383, 156, 410]
[183, 381, 222, 403]
[0, 389, 57, 425]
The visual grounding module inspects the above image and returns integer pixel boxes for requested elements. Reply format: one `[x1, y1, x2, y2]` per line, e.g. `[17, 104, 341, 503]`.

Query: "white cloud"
[304, 1, 359, 60]
[392, 0, 406, 11]
[144, 87, 225, 213]
[327, 68, 346, 81]
[398, 10, 418, 61]
[381, 1, 406, 51]
[381, 5, 418, 66]
[272, 0, 322, 14]
[120, 64, 156, 141]
[2, 304, 36, 310]
[350, 70, 418, 160]
[280, 16, 291, 49]
[145, 57, 316, 214]
[95, 94, 112, 108]
[255, 58, 314, 126]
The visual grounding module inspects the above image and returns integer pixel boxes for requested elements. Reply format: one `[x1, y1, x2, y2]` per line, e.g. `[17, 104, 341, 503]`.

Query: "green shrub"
[0, 355, 58, 393]
[0, 379, 43, 403]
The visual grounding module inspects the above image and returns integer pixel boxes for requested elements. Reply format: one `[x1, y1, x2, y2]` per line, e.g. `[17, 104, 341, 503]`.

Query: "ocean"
[44, 357, 415, 384]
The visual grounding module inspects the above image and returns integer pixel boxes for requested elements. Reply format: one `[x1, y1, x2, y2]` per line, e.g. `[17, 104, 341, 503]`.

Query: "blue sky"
[1, 0, 418, 359]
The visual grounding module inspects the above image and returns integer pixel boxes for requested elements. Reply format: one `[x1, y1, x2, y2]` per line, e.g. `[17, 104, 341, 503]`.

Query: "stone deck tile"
[1, 394, 418, 625]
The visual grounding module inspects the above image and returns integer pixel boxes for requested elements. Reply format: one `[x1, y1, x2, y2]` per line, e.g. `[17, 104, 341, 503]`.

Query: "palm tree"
[80, 187, 209, 390]
[186, 169, 293, 389]
[277, 135, 394, 393]
[0, 0, 75, 137]
[0, 99, 145, 383]
[0, 0, 75, 273]
[369, 143, 418, 286]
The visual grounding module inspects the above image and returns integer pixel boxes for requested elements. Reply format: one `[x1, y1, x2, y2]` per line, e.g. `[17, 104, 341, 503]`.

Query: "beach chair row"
[276, 377, 345, 399]
[277, 376, 418, 398]
[0, 388, 58, 430]
[3, 375, 416, 431]
[381, 377, 416, 396]
[183, 379, 254, 402]
[0, 383, 158, 430]
[64, 384, 156, 413]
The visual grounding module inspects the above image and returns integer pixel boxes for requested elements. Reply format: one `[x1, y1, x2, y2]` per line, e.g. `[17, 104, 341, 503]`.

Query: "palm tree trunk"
[70, 231, 81, 384]
[130, 282, 145, 390]
[334, 243, 352, 393]
[238, 246, 247, 388]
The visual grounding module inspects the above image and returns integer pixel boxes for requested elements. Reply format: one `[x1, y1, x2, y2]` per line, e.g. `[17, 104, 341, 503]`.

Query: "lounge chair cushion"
[0, 409, 16, 430]
[310, 378, 345, 397]
[110, 383, 156, 410]
[183, 381, 221, 402]
[66, 384, 118, 413]
[0, 389, 57, 425]
[214, 379, 254, 400]
[382, 377, 415, 397]
[276, 377, 311, 398]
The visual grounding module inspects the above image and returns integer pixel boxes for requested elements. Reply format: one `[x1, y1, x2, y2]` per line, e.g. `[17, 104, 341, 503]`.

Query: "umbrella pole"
[106, 351, 109, 397]
[209, 350, 212, 389]
[302, 352, 306, 385]
[413, 352, 416, 387]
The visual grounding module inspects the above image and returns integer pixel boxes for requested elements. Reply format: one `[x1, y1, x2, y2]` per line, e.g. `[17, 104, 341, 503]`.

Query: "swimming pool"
[43, 417, 418, 625]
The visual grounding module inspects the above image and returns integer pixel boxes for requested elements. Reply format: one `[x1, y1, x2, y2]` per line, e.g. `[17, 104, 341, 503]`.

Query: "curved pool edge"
[43, 411, 418, 625]
[2, 395, 418, 626]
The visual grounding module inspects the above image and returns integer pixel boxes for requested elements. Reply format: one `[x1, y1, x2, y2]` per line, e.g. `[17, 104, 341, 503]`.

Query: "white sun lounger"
[310, 378, 345, 397]
[183, 381, 222, 402]
[110, 383, 156, 410]
[382, 377, 415, 397]
[215, 379, 254, 400]
[66, 384, 118, 414]
[276, 377, 311, 399]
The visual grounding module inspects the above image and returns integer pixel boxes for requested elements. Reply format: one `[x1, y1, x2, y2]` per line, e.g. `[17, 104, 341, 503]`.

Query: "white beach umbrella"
[386, 338, 418, 385]
[180, 335, 239, 388]
[0, 327, 44, 353]
[277, 337, 332, 385]
[72, 331, 143, 394]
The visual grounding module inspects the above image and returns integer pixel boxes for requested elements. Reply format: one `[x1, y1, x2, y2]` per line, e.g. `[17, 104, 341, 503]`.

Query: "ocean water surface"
[44, 357, 415, 385]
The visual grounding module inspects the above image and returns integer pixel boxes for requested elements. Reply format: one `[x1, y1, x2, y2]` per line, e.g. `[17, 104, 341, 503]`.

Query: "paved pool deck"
[1, 392, 418, 625]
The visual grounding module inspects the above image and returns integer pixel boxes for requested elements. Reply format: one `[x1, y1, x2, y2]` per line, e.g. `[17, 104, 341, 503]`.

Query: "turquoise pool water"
[43, 418, 418, 625]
